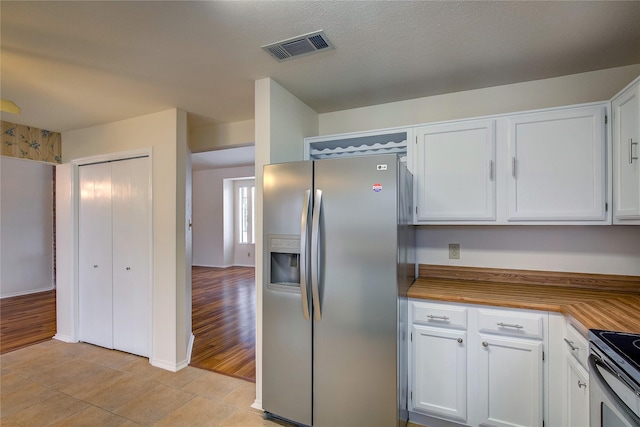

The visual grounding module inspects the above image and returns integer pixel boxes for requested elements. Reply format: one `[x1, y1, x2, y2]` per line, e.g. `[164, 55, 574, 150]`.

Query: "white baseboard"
[53, 333, 77, 343]
[191, 263, 231, 268]
[251, 399, 263, 411]
[150, 358, 181, 372]
[0, 285, 55, 299]
[233, 262, 255, 268]
[151, 333, 195, 373]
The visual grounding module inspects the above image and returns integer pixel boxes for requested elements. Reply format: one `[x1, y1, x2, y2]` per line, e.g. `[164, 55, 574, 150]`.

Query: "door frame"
[61, 147, 153, 358]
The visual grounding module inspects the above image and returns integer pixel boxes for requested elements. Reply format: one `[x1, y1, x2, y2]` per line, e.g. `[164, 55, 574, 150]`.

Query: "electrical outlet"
[449, 243, 460, 259]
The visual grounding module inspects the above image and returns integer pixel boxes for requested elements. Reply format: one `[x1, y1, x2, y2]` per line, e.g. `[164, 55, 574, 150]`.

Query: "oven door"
[589, 353, 640, 427]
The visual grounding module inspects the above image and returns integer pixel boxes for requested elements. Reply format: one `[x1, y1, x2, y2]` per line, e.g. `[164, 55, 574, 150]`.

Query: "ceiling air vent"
[262, 30, 334, 62]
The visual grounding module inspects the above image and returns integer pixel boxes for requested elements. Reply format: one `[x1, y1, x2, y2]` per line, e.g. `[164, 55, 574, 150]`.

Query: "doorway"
[0, 156, 56, 354]
[190, 147, 256, 381]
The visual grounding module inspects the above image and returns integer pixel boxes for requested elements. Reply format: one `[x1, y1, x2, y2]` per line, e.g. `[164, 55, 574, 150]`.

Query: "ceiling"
[1, 1, 639, 138]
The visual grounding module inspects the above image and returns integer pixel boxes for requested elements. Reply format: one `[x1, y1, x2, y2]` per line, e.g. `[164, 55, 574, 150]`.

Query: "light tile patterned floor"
[0, 340, 284, 426]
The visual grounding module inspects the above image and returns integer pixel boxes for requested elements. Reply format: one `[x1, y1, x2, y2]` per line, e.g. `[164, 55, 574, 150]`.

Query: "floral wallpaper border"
[1, 120, 61, 164]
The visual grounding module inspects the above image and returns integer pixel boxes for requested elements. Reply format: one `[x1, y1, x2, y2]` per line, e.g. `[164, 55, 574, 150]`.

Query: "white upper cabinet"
[506, 105, 607, 222]
[415, 120, 496, 221]
[611, 76, 640, 224]
[308, 99, 615, 225]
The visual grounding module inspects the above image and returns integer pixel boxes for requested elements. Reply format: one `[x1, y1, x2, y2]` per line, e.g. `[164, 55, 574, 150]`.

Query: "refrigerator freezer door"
[263, 161, 313, 426]
[313, 155, 399, 427]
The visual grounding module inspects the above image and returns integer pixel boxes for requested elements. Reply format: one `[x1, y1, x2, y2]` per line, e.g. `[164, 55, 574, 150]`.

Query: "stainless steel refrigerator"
[263, 154, 415, 427]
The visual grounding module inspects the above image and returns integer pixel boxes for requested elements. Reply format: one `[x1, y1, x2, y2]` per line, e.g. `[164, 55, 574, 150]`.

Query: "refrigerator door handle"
[299, 189, 311, 321]
[311, 188, 323, 321]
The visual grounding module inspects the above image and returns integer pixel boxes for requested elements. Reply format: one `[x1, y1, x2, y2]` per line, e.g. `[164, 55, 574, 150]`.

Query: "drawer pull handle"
[497, 322, 523, 329]
[578, 381, 587, 389]
[482, 341, 489, 347]
[564, 338, 579, 351]
[427, 315, 450, 321]
[457, 338, 463, 344]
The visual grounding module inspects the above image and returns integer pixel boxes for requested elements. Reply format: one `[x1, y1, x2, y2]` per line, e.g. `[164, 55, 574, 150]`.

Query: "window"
[238, 184, 255, 244]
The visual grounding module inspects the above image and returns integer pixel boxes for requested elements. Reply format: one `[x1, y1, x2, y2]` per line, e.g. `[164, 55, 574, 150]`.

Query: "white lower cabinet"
[562, 322, 590, 427]
[477, 334, 543, 427]
[566, 357, 589, 427]
[412, 325, 468, 422]
[409, 300, 549, 427]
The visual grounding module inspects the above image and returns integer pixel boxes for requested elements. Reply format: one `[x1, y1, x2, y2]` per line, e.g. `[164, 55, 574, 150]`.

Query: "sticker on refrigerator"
[372, 183, 383, 192]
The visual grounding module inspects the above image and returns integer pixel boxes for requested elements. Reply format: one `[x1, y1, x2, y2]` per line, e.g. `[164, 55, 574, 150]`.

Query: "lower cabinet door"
[477, 334, 543, 427]
[411, 325, 467, 423]
[567, 357, 589, 427]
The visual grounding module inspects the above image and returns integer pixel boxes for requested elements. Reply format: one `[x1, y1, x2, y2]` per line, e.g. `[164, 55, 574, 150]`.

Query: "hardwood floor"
[191, 266, 256, 382]
[0, 267, 256, 383]
[0, 289, 56, 354]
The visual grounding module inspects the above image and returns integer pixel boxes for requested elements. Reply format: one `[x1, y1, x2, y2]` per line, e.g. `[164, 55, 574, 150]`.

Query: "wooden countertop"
[409, 265, 640, 335]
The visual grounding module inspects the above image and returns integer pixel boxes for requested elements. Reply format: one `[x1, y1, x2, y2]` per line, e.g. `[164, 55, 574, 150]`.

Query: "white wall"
[192, 166, 254, 267]
[190, 119, 254, 153]
[319, 64, 640, 135]
[60, 109, 192, 371]
[418, 226, 640, 276]
[0, 157, 54, 298]
[55, 163, 74, 342]
[253, 78, 319, 410]
[318, 66, 640, 276]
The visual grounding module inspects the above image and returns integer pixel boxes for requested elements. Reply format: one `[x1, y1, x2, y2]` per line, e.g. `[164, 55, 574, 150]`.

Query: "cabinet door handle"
[427, 315, 449, 321]
[578, 380, 587, 389]
[482, 341, 489, 347]
[511, 157, 517, 178]
[497, 322, 523, 329]
[93, 265, 98, 268]
[126, 267, 131, 271]
[489, 160, 494, 181]
[457, 338, 463, 344]
[630, 139, 638, 164]
[564, 338, 578, 351]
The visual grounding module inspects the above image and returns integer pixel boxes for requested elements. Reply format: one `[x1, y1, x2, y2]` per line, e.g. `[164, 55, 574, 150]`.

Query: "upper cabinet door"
[507, 105, 607, 221]
[612, 79, 640, 224]
[415, 120, 496, 221]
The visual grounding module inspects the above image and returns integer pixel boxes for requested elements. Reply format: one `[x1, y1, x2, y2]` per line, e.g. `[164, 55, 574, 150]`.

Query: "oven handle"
[588, 354, 640, 426]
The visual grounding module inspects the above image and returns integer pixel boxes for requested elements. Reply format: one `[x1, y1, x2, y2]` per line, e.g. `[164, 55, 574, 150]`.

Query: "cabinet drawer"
[565, 323, 589, 371]
[477, 308, 544, 339]
[411, 301, 467, 330]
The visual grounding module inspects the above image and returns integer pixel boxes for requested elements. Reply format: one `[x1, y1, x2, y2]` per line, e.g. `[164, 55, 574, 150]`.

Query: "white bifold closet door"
[79, 157, 150, 357]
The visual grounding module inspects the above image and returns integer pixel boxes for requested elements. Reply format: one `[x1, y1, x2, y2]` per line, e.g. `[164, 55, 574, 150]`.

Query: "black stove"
[589, 329, 640, 388]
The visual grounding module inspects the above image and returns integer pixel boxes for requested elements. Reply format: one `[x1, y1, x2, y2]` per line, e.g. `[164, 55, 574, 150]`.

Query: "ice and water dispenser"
[267, 234, 301, 291]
